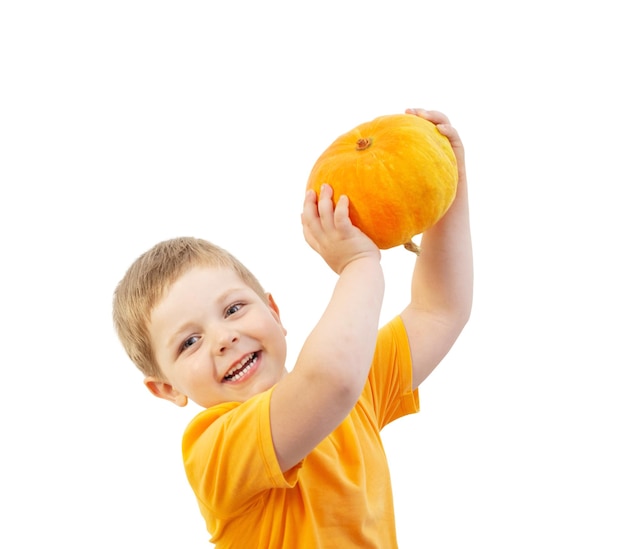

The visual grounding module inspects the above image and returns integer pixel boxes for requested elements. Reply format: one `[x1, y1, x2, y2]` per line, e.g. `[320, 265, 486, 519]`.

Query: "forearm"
[297, 257, 384, 393]
[408, 171, 473, 324]
[271, 182, 384, 471]
[269, 256, 384, 471]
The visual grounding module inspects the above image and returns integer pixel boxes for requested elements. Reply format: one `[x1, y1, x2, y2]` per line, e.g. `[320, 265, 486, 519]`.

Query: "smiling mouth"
[223, 352, 258, 382]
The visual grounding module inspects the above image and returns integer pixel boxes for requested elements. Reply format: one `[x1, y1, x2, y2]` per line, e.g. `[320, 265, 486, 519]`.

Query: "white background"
[1, 1, 625, 547]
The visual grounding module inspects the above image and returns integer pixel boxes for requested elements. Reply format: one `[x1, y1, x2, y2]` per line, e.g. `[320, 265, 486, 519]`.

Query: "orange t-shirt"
[182, 316, 419, 548]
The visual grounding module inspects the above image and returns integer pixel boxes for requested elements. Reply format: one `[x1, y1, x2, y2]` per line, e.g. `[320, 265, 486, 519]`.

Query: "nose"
[213, 325, 239, 355]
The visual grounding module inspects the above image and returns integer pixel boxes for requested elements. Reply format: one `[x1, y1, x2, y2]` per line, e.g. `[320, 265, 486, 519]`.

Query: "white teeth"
[224, 353, 257, 381]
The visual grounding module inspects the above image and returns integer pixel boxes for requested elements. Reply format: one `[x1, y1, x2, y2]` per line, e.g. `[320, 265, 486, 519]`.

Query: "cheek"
[270, 312, 287, 337]
[259, 317, 287, 355]
[274, 327, 288, 361]
[176, 358, 208, 389]
[271, 320, 287, 343]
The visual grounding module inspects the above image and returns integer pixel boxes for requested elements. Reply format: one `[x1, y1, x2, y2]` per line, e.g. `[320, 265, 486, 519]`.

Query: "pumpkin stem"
[403, 240, 421, 255]
[356, 137, 372, 151]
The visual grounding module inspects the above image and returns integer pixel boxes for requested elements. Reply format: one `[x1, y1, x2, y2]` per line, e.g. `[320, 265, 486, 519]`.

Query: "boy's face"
[146, 265, 288, 408]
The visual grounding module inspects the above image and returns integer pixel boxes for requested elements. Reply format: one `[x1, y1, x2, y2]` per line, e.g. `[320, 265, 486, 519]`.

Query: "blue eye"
[225, 303, 243, 317]
[181, 335, 199, 352]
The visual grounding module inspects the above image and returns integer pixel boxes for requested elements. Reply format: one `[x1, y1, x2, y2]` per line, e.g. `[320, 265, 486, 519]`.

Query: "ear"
[266, 292, 287, 335]
[144, 377, 188, 407]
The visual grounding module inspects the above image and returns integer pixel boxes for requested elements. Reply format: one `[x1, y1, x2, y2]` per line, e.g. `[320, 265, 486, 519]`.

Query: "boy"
[113, 109, 472, 548]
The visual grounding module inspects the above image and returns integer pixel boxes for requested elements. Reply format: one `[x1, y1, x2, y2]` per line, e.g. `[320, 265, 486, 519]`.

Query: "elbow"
[460, 297, 473, 327]
[298, 368, 362, 423]
[304, 355, 367, 414]
[322, 358, 367, 408]
[330, 378, 363, 415]
[453, 297, 473, 335]
[434, 297, 473, 341]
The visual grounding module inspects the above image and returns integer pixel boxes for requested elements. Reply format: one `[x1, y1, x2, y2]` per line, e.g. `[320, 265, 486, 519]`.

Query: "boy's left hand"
[405, 108, 466, 180]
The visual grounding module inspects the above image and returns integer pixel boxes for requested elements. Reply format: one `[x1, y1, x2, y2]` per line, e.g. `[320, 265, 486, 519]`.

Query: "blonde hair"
[113, 237, 267, 379]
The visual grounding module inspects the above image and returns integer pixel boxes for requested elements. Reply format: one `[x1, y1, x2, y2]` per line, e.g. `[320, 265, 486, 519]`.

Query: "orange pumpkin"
[306, 113, 458, 252]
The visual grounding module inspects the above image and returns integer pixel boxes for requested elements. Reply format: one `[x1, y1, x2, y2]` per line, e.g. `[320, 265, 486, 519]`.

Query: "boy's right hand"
[301, 184, 380, 274]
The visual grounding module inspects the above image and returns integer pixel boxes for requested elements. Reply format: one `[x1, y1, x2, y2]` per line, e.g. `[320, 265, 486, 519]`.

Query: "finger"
[301, 221, 321, 253]
[301, 189, 323, 240]
[435, 123, 461, 143]
[303, 188, 317, 207]
[303, 188, 318, 210]
[434, 123, 464, 161]
[405, 108, 451, 126]
[302, 225, 324, 255]
[333, 194, 352, 232]
[317, 184, 336, 232]
[301, 189, 320, 224]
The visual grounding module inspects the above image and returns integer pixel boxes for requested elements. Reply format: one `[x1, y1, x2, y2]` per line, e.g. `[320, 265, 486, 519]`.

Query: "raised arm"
[400, 109, 474, 389]
[270, 184, 384, 471]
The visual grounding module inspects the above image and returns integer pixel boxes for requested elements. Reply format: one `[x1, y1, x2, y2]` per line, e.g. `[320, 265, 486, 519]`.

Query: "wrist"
[337, 251, 381, 275]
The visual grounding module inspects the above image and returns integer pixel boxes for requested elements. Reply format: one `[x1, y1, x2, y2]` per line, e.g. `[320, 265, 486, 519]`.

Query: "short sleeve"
[366, 316, 420, 429]
[182, 387, 301, 519]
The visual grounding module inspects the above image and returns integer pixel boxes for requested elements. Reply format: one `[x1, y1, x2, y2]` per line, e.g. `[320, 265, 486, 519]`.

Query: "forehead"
[162, 265, 249, 306]
[149, 265, 252, 335]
